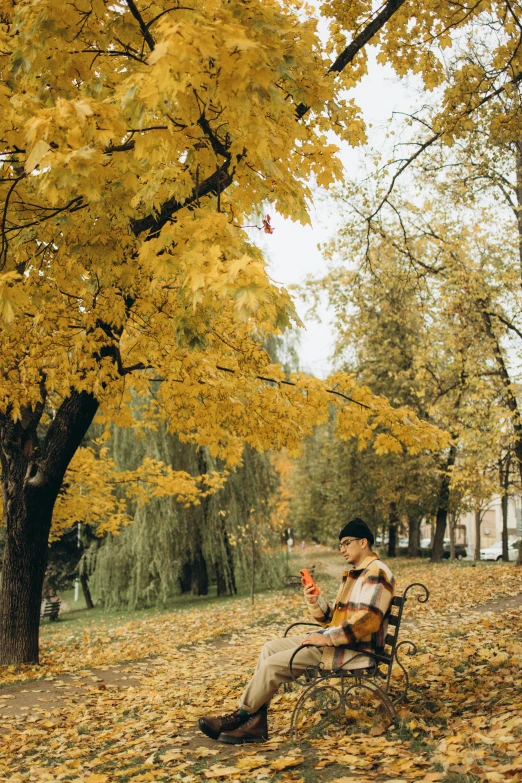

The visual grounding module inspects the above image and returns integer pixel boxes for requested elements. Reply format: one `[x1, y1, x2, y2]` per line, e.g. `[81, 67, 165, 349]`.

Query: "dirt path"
[0, 638, 239, 724]
[468, 592, 522, 614]
[0, 662, 147, 727]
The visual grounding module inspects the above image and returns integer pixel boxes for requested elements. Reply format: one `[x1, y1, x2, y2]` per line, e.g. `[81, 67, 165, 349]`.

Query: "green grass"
[44, 577, 287, 639]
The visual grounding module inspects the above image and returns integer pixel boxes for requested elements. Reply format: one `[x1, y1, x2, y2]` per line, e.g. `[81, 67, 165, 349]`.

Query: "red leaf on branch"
[262, 214, 274, 234]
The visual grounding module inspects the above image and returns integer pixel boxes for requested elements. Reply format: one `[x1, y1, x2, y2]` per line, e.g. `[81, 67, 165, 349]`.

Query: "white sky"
[250, 54, 422, 378]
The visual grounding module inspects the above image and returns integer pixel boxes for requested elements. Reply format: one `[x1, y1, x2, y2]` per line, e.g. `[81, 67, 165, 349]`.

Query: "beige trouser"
[238, 635, 322, 714]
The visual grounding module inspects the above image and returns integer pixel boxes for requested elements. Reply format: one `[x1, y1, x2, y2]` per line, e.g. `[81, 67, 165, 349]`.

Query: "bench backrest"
[380, 582, 429, 689]
[383, 594, 405, 659]
[41, 600, 61, 621]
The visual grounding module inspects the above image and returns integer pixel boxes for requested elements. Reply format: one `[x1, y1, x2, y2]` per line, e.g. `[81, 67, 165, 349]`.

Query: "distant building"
[419, 495, 522, 556]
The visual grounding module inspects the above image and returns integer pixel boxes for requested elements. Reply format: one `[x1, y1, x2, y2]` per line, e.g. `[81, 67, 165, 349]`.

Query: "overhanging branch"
[125, 0, 156, 51]
[296, 0, 408, 118]
[130, 163, 234, 236]
[330, 0, 408, 74]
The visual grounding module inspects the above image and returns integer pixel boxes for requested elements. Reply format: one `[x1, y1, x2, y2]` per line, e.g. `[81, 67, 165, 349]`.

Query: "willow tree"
[5, 0, 501, 666]
[89, 425, 282, 608]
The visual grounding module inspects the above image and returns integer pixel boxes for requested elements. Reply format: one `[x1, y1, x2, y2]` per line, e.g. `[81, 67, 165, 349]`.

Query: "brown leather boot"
[197, 709, 249, 740]
[219, 707, 268, 744]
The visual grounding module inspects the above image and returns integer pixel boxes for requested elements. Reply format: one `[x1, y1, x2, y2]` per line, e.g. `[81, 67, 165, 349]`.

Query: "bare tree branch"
[296, 0, 408, 118]
[130, 161, 235, 236]
[489, 310, 522, 342]
[367, 69, 522, 222]
[125, 0, 155, 51]
[330, 0, 407, 74]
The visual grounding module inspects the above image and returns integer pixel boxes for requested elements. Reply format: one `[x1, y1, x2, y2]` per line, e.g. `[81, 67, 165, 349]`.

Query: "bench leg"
[390, 640, 417, 706]
[290, 675, 398, 741]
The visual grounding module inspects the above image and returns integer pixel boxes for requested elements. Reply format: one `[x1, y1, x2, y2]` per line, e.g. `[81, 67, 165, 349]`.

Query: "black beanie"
[339, 518, 375, 546]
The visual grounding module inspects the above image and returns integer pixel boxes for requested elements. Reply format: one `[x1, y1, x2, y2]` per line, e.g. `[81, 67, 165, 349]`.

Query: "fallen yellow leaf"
[270, 755, 305, 771]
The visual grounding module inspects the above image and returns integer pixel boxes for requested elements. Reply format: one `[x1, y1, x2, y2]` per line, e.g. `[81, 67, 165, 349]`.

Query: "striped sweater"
[307, 553, 395, 670]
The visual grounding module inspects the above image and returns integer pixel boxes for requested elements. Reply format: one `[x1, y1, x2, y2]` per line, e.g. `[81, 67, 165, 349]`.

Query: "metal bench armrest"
[288, 643, 324, 683]
[284, 621, 322, 638]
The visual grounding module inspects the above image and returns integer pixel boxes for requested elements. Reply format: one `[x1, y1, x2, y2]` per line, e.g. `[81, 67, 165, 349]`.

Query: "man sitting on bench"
[197, 518, 395, 744]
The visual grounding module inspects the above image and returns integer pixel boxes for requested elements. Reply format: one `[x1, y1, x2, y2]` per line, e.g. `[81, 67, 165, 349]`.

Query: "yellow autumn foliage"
[0, 0, 478, 513]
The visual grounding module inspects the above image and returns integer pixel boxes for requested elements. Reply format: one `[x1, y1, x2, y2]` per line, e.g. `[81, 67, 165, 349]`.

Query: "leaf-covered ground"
[2, 556, 522, 783]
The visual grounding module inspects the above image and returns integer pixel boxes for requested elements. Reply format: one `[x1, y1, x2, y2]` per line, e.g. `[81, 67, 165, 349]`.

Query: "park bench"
[284, 564, 316, 589]
[284, 582, 429, 739]
[40, 598, 61, 623]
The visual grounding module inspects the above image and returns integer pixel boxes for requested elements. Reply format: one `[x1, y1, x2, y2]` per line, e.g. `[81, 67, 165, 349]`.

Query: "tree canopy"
[0, 0, 452, 476]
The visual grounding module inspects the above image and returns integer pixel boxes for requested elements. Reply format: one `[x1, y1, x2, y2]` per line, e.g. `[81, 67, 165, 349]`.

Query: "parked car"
[480, 540, 520, 561]
[442, 541, 467, 560]
[420, 538, 432, 550]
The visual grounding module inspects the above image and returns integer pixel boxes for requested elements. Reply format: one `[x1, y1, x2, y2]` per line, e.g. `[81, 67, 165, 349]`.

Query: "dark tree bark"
[215, 526, 237, 597]
[80, 574, 95, 610]
[431, 443, 458, 562]
[179, 548, 209, 595]
[448, 512, 456, 561]
[499, 452, 511, 562]
[387, 503, 399, 558]
[501, 493, 509, 562]
[407, 515, 421, 557]
[474, 509, 482, 562]
[0, 390, 99, 665]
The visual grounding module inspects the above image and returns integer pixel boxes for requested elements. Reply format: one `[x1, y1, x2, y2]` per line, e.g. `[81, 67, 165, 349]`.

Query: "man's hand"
[302, 632, 331, 646]
[302, 582, 319, 604]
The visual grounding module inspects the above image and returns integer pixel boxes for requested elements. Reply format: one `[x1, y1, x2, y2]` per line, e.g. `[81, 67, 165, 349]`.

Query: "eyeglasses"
[338, 538, 361, 551]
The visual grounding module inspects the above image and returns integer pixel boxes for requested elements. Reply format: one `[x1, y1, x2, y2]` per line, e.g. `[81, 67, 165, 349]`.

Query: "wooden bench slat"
[40, 600, 61, 622]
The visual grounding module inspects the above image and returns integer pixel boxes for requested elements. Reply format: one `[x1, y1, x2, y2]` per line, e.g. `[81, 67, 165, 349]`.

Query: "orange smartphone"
[300, 569, 319, 595]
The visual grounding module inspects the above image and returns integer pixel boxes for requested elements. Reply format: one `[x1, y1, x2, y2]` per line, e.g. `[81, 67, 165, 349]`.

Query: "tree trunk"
[0, 390, 99, 665]
[431, 443, 457, 562]
[407, 515, 421, 557]
[515, 140, 522, 277]
[215, 526, 237, 597]
[179, 548, 209, 595]
[0, 487, 55, 664]
[501, 493, 509, 562]
[499, 453, 511, 562]
[474, 510, 482, 562]
[80, 574, 95, 610]
[448, 512, 456, 561]
[387, 503, 398, 558]
[250, 528, 256, 605]
[479, 308, 522, 511]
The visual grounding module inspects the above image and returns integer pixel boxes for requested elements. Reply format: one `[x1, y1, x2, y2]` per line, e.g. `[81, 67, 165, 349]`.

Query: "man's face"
[338, 536, 367, 565]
